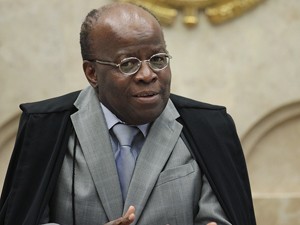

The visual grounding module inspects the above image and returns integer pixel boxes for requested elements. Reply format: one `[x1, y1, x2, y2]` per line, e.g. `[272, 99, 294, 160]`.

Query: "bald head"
[79, 2, 163, 60]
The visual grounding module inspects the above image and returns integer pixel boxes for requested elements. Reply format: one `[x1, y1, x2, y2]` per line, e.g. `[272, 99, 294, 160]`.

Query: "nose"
[134, 61, 158, 83]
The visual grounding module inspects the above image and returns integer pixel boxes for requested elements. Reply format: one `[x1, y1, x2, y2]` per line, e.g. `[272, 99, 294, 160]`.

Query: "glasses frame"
[90, 52, 172, 76]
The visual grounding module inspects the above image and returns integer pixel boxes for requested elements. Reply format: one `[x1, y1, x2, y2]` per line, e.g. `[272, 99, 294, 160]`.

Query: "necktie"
[112, 123, 139, 201]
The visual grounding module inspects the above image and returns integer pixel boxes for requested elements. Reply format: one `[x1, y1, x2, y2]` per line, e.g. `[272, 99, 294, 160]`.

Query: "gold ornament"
[117, 0, 266, 27]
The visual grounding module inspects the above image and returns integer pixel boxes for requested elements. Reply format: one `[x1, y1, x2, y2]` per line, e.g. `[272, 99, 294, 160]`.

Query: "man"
[0, 2, 256, 225]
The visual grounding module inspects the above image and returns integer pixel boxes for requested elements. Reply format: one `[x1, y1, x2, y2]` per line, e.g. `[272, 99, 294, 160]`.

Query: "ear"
[83, 60, 98, 88]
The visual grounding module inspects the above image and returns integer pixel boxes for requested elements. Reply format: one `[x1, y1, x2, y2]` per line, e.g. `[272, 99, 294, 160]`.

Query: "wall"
[0, 0, 299, 224]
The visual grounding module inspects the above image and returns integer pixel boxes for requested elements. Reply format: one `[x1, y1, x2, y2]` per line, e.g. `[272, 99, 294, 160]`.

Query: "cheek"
[97, 75, 130, 107]
[161, 70, 172, 92]
[97, 72, 120, 93]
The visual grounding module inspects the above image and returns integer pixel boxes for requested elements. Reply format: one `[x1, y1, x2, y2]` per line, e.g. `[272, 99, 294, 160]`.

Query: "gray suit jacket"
[43, 86, 230, 225]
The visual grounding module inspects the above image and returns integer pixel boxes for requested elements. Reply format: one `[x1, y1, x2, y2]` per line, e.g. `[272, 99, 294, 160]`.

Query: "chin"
[135, 109, 165, 125]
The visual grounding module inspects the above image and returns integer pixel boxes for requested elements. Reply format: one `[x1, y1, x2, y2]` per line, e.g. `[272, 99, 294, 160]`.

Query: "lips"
[134, 91, 158, 98]
[132, 91, 160, 105]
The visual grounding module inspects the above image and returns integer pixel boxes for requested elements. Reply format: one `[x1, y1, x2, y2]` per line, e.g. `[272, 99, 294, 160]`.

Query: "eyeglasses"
[90, 53, 172, 76]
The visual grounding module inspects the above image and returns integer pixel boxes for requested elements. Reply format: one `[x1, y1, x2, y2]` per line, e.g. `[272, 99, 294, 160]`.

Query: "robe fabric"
[0, 91, 256, 225]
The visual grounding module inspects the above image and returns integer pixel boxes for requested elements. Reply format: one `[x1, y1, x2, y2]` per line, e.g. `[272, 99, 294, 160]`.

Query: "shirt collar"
[100, 103, 149, 137]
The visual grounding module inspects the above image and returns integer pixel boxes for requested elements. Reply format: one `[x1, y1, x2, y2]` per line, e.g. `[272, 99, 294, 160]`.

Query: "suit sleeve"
[178, 107, 256, 225]
[194, 174, 232, 225]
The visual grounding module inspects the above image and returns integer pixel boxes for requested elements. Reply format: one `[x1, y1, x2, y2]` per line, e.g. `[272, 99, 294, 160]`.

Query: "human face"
[84, 7, 171, 125]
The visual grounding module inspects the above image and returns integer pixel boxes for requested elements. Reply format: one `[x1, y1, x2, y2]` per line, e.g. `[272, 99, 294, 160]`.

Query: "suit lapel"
[124, 100, 182, 224]
[71, 87, 123, 220]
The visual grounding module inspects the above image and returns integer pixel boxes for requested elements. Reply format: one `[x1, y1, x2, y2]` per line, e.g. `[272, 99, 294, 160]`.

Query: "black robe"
[0, 91, 256, 225]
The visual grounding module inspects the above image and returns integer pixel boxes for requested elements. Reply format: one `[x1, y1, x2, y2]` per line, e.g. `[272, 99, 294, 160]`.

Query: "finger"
[125, 205, 135, 214]
[106, 206, 136, 225]
[121, 205, 135, 224]
[207, 222, 217, 225]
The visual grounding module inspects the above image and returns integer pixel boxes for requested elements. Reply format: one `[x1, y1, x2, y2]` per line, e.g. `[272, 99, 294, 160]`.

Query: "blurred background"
[0, 0, 299, 224]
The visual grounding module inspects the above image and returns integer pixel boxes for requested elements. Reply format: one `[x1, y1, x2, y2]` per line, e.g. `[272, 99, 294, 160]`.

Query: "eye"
[120, 58, 140, 73]
[152, 55, 165, 62]
[150, 55, 167, 68]
[121, 60, 134, 69]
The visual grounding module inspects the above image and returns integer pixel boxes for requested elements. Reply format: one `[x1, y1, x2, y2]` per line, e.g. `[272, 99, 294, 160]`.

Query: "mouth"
[133, 91, 160, 104]
[134, 91, 158, 98]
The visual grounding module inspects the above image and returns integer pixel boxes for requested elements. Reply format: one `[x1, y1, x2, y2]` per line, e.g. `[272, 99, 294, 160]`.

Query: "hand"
[105, 206, 135, 225]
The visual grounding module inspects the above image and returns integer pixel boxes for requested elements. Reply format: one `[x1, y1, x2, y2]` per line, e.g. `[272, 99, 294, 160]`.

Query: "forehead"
[90, 5, 166, 56]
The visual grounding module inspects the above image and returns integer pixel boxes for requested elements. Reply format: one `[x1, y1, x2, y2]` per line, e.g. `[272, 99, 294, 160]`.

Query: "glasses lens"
[149, 54, 169, 70]
[119, 58, 140, 75]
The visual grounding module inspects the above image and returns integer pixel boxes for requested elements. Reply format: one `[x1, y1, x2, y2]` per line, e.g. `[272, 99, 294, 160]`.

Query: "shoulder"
[170, 93, 226, 111]
[170, 94, 233, 129]
[20, 90, 81, 114]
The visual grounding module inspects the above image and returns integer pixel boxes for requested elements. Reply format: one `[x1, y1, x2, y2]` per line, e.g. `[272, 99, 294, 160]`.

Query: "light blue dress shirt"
[100, 103, 149, 161]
